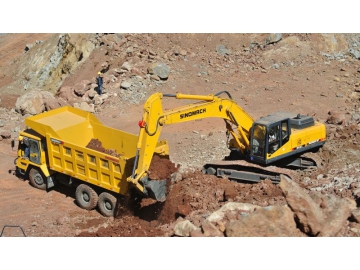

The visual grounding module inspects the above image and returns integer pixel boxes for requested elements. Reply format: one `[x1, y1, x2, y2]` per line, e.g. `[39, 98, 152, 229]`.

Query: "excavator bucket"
[144, 179, 167, 202]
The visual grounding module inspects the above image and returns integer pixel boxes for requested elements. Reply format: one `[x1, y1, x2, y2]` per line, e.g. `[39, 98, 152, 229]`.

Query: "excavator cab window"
[268, 120, 290, 154]
[281, 121, 290, 144]
[268, 125, 280, 154]
[251, 123, 266, 158]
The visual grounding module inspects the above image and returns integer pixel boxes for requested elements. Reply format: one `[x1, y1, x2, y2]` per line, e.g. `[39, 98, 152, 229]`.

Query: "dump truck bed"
[24, 106, 168, 195]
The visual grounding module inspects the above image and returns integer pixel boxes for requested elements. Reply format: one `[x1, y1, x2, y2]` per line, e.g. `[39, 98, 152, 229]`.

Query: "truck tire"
[29, 168, 47, 190]
[204, 167, 216, 175]
[98, 192, 117, 217]
[75, 184, 99, 210]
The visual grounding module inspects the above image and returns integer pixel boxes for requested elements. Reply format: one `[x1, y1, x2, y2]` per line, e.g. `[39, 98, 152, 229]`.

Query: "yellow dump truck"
[14, 106, 169, 217]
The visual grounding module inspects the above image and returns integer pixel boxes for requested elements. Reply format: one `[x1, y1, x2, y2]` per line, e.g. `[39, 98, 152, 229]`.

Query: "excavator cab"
[250, 117, 291, 164]
[249, 111, 325, 168]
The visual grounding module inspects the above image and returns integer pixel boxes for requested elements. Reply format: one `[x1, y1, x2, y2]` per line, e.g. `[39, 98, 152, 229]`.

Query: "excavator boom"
[127, 91, 255, 200]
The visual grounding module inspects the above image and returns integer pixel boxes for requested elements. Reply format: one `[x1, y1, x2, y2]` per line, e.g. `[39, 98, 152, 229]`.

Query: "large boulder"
[207, 202, 260, 223]
[316, 194, 355, 237]
[201, 220, 224, 237]
[93, 94, 108, 105]
[56, 86, 82, 105]
[74, 80, 92, 96]
[44, 97, 70, 111]
[15, 89, 54, 115]
[173, 220, 200, 237]
[279, 175, 324, 236]
[225, 205, 302, 237]
[41, 90, 55, 100]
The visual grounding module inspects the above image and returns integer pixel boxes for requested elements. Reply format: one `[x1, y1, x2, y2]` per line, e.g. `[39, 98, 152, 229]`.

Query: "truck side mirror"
[11, 139, 15, 150]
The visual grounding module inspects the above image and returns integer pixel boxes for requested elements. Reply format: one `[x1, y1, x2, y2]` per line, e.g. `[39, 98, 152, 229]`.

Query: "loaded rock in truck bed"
[86, 138, 121, 158]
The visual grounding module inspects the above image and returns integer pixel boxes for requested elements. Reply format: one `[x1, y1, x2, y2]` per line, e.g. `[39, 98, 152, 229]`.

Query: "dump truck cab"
[16, 131, 44, 175]
[15, 129, 55, 190]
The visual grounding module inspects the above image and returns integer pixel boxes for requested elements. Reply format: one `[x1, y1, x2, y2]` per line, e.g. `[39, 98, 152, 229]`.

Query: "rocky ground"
[1, 33, 360, 240]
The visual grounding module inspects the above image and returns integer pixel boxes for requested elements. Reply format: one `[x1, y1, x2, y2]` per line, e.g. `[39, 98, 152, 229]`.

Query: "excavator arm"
[126, 91, 254, 201]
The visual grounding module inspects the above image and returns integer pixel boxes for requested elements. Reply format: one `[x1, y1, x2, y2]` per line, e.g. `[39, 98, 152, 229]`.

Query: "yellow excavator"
[127, 91, 326, 201]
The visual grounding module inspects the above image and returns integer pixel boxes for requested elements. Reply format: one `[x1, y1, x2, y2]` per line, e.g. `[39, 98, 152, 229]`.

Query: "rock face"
[3, 34, 97, 95]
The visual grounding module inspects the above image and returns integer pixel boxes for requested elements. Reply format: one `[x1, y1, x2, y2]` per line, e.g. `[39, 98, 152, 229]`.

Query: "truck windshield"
[251, 124, 266, 158]
[29, 139, 41, 164]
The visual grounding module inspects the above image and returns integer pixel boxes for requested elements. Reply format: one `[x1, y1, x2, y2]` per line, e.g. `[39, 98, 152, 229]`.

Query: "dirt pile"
[74, 170, 289, 236]
[148, 154, 179, 180]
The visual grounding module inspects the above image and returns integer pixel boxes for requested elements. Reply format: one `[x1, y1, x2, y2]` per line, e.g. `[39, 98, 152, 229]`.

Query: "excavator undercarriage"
[202, 151, 322, 184]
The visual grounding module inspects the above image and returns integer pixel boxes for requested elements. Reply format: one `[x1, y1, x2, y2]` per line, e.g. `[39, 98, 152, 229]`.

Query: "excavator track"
[203, 159, 303, 185]
[300, 152, 323, 169]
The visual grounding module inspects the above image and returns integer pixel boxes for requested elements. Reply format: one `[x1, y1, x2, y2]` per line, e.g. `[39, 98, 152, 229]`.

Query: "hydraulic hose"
[215, 90, 233, 99]
[145, 116, 165, 136]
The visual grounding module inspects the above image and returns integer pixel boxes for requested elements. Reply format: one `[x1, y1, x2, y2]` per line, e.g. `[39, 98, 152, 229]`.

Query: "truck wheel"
[75, 184, 99, 210]
[29, 168, 46, 190]
[205, 167, 216, 175]
[98, 192, 117, 217]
